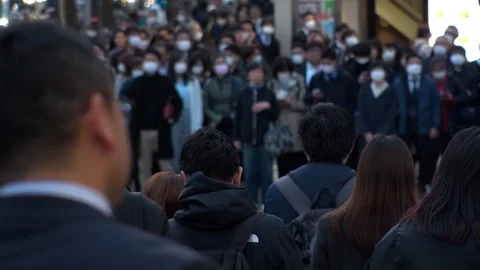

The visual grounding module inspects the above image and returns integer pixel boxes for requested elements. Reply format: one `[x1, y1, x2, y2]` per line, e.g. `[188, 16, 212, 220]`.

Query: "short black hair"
[271, 57, 295, 78]
[335, 23, 349, 33]
[351, 42, 371, 57]
[0, 22, 112, 183]
[306, 41, 324, 51]
[225, 44, 241, 56]
[291, 42, 306, 51]
[451, 45, 466, 55]
[181, 127, 240, 182]
[405, 52, 421, 63]
[321, 48, 337, 60]
[145, 49, 162, 61]
[369, 61, 387, 72]
[299, 103, 355, 163]
[245, 62, 262, 73]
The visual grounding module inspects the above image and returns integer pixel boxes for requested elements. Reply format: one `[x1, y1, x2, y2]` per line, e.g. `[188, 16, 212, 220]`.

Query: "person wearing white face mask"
[203, 55, 243, 137]
[188, 54, 210, 86]
[429, 56, 465, 158]
[356, 62, 397, 152]
[392, 53, 441, 193]
[271, 57, 308, 177]
[210, 10, 230, 45]
[174, 29, 193, 58]
[122, 50, 182, 185]
[258, 19, 280, 65]
[291, 43, 306, 70]
[292, 12, 317, 44]
[308, 48, 359, 115]
[342, 43, 372, 86]
[448, 46, 477, 87]
[169, 54, 204, 172]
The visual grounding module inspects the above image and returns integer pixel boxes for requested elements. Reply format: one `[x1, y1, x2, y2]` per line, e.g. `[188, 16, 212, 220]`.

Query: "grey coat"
[271, 72, 307, 152]
[203, 75, 244, 125]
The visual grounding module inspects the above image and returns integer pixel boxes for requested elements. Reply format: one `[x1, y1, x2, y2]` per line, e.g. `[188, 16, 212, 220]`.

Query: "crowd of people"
[2, 0, 480, 270]
[83, 1, 480, 201]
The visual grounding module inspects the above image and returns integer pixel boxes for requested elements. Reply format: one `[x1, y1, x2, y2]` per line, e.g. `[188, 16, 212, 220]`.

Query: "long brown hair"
[331, 135, 417, 256]
[142, 171, 185, 218]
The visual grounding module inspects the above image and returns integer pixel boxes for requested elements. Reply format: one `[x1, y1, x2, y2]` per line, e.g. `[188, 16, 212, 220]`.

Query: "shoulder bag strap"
[274, 175, 312, 214]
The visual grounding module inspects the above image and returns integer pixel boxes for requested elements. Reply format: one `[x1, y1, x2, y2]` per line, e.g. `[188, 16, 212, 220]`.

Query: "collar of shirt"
[260, 34, 271, 46]
[306, 62, 322, 72]
[0, 180, 112, 216]
[407, 74, 421, 82]
[302, 28, 310, 36]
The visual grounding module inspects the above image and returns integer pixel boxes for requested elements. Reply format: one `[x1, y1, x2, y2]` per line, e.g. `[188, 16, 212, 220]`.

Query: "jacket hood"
[174, 172, 258, 230]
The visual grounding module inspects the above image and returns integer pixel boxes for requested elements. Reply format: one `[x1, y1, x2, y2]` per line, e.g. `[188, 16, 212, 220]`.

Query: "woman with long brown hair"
[142, 171, 185, 218]
[311, 135, 417, 270]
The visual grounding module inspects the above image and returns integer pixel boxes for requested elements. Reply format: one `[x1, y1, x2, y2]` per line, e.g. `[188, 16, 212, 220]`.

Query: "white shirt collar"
[0, 180, 112, 216]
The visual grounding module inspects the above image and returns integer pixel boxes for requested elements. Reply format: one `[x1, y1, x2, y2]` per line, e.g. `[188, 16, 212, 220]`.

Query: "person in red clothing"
[428, 56, 466, 155]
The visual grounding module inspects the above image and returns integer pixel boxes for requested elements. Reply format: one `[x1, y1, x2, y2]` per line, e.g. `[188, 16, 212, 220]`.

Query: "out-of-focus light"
[23, 0, 35, 4]
[0, 18, 9, 27]
[127, 0, 136, 3]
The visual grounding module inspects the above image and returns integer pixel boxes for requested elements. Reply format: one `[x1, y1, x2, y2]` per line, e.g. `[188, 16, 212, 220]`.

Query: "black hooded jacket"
[169, 172, 304, 270]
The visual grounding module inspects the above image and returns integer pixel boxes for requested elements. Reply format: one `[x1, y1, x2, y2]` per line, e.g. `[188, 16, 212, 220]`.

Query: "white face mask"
[174, 62, 188, 74]
[147, 17, 158, 25]
[277, 72, 291, 84]
[305, 20, 316, 30]
[143, 61, 159, 74]
[382, 50, 396, 61]
[406, 63, 422, 75]
[177, 40, 191, 52]
[193, 32, 203, 41]
[217, 18, 227, 26]
[117, 63, 126, 73]
[132, 70, 144, 78]
[432, 70, 447, 80]
[86, 29, 97, 38]
[355, 57, 370, 65]
[450, 54, 466, 66]
[262, 26, 275, 35]
[214, 64, 229, 76]
[226, 56, 236, 66]
[138, 40, 149, 50]
[433, 45, 447, 55]
[129, 36, 141, 47]
[254, 55, 263, 63]
[444, 33, 455, 43]
[191, 65, 204, 75]
[218, 43, 228, 52]
[291, 53, 304, 65]
[322, 65, 335, 74]
[345, 36, 359, 47]
[370, 70, 386, 81]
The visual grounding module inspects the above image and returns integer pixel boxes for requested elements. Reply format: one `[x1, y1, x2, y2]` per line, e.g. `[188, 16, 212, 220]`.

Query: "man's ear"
[232, 166, 243, 186]
[180, 171, 188, 183]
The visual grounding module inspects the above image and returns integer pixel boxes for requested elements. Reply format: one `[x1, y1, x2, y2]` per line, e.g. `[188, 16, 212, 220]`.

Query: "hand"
[364, 132, 374, 143]
[234, 141, 242, 150]
[312, 91, 325, 100]
[167, 119, 174, 124]
[358, 73, 369, 84]
[429, 128, 439, 138]
[252, 101, 271, 113]
[282, 98, 294, 107]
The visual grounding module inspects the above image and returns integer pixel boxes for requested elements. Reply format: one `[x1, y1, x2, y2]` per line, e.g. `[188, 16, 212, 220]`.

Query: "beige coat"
[272, 72, 307, 152]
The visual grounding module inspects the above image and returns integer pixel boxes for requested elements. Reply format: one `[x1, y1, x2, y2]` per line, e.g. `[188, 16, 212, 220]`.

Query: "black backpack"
[274, 173, 356, 268]
[169, 212, 265, 270]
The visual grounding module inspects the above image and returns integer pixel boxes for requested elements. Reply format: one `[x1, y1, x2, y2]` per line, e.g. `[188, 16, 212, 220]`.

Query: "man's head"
[444, 25, 459, 43]
[306, 42, 324, 65]
[320, 48, 338, 74]
[246, 62, 264, 85]
[180, 127, 242, 184]
[0, 23, 130, 204]
[299, 103, 355, 163]
[143, 50, 162, 75]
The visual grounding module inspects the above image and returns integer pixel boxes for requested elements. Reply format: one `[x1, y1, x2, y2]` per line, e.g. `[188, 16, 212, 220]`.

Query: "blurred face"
[407, 56, 422, 66]
[220, 37, 234, 46]
[248, 68, 264, 84]
[371, 47, 379, 60]
[158, 29, 171, 41]
[292, 47, 305, 56]
[435, 36, 450, 49]
[445, 26, 459, 40]
[242, 23, 254, 34]
[304, 15, 316, 26]
[320, 58, 336, 66]
[114, 32, 127, 48]
[309, 34, 324, 44]
[250, 7, 261, 20]
[306, 47, 322, 64]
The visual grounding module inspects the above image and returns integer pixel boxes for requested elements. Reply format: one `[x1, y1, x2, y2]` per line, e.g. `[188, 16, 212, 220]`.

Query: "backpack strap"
[227, 212, 265, 250]
[274, 174, 312, 214]
[335, 173, 356, 207]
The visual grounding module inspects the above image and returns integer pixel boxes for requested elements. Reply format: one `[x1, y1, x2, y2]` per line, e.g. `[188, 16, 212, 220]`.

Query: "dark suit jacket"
[114, 190, 169, 236]
[0, 196, 217, 270]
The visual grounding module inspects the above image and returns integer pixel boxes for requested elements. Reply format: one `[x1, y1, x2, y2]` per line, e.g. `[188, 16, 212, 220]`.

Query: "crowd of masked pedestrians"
[1, 1, 480, 270]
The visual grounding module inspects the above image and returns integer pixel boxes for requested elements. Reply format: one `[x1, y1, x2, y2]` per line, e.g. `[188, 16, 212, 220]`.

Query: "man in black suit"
[0, 22, 216, 270]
